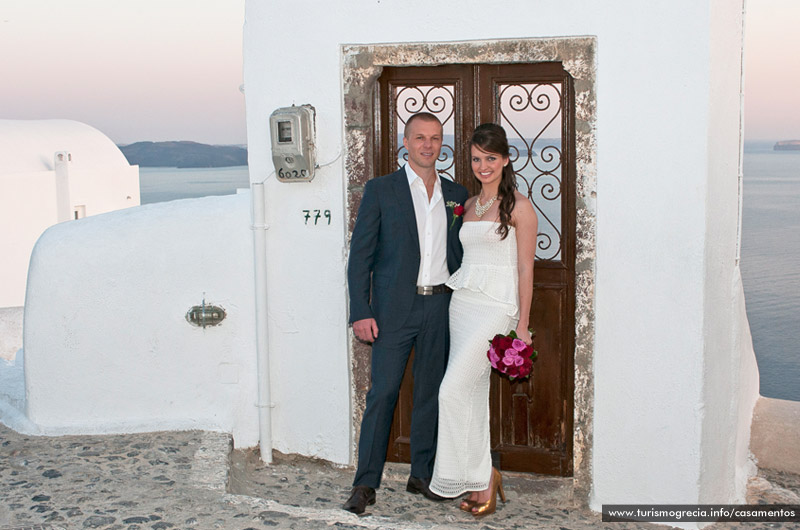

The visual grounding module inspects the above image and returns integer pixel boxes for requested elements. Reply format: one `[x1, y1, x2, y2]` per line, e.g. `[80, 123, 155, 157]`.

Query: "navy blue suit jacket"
[348, 167, 469, 333]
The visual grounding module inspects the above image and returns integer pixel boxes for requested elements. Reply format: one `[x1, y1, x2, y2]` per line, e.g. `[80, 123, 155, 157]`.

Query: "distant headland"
[118, 141, 248, 168]
[774, 140, 800, 151]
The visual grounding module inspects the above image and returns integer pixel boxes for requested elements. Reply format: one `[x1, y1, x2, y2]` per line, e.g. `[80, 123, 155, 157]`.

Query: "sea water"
[138, 166, 250, 204]
[741, 143, 800, 401]
[138, 154, 799, 401]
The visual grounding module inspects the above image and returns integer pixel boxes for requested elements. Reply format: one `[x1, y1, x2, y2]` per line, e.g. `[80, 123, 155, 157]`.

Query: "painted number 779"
[303, 209, 331, 225]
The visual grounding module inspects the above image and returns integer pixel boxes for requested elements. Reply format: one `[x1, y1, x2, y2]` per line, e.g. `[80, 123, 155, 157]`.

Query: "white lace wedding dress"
[429, 220, 519, 498]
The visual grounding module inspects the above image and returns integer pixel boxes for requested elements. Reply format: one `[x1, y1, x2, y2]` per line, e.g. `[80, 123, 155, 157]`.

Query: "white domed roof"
[0, 119, 131, 175]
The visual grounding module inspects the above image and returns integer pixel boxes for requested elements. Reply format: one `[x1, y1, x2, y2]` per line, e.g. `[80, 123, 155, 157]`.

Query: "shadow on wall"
[3, 193, 259, 445]
[0, 307, 23, 362]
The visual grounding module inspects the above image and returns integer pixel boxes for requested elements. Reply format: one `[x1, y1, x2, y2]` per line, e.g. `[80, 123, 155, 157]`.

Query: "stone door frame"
[342, 37, 597, 504]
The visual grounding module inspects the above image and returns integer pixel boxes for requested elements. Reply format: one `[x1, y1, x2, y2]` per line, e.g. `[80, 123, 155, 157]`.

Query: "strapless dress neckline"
[462, 220, 516, 229]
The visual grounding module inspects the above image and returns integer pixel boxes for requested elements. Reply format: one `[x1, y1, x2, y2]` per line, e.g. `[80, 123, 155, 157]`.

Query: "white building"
[240, 0, 758, 516]
[0, 119, 140, 309]
[1, 1, 766, 528]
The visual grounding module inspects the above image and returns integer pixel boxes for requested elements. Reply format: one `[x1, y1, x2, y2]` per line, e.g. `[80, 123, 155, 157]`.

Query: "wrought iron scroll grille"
[498, 83, 563, 261]
[393, 85, 456, 181]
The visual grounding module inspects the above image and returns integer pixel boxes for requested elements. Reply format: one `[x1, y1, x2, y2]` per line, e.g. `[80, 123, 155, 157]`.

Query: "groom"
[343, 113, 469, 514]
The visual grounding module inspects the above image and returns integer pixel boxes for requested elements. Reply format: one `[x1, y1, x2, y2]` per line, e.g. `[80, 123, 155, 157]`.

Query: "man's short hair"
[403, 112, 442, 138]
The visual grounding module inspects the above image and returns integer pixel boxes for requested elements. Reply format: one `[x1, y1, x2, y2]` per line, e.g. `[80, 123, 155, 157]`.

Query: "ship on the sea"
[773, 140, 800, 151]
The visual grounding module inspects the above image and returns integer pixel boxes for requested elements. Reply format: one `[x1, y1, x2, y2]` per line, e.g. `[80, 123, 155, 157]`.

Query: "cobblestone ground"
[1, 424, 798, 530]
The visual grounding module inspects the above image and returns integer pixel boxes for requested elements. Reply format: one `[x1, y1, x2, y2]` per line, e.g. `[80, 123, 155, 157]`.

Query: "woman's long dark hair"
[470, 123, 516, 240]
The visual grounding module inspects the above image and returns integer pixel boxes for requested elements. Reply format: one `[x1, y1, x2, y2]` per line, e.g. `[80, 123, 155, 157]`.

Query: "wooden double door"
[378, 62, 576, 476]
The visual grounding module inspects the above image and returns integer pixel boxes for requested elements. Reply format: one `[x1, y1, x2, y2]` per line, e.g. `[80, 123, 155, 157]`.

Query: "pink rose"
[488, 347, 500, 367]
[503, 351, 521, 366]
[512, 338, 527, 352]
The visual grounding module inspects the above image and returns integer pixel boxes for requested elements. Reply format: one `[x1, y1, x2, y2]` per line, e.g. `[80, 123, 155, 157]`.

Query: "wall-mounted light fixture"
[186, 298, 226, 328]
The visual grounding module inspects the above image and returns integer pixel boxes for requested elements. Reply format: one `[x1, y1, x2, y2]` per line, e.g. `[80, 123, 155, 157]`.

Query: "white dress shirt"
[405, 165, 450, 286]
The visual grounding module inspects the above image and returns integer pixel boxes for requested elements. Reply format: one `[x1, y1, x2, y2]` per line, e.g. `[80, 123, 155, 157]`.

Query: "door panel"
[479, 63, 576, 475]
[378, 62, 575, 476]
[378, 65, 474, 184]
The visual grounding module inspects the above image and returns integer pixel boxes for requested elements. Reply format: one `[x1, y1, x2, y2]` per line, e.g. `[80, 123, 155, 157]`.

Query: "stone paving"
[1, 424, 798, 530]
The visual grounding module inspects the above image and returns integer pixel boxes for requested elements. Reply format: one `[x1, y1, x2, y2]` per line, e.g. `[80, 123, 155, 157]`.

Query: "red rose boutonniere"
[446, 201, 465, 229]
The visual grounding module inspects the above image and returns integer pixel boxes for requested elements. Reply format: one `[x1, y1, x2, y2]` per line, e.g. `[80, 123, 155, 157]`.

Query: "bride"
[429, 123, 538, 517]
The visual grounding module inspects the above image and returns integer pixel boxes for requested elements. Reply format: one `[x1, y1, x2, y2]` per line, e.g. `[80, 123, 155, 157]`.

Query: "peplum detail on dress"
[445, 221, 519, 319]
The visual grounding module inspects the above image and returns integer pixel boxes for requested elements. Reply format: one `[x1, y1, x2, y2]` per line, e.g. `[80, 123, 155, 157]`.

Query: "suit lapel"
[392, 167, 420, 252]
[441, 177, 461, 251]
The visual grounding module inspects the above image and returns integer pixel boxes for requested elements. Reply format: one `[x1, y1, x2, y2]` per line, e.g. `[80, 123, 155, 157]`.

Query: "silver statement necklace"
[475, 193, 498, 218]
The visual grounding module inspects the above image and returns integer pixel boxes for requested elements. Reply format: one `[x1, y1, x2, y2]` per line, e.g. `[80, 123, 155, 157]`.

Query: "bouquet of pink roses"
[487, 330, 537, 381]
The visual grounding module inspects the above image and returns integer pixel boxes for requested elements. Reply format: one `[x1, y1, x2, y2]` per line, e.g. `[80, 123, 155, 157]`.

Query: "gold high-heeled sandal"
[471, 468, 506, 517]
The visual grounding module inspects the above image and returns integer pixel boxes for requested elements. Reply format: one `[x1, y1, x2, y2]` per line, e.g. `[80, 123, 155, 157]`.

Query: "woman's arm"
[512, 191, 538, 344]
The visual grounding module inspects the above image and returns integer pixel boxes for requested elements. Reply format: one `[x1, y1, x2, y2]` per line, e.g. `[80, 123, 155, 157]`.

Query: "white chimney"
[54, 151, 72, 222]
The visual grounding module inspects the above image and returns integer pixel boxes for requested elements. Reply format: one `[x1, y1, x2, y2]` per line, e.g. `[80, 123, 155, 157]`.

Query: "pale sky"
[0, 0, 797, 145]
[0, 0, 246, 145]
[744, 0, 800, 141]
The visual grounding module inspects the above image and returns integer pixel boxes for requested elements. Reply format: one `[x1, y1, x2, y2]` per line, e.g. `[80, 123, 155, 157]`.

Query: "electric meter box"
[269, 105, 316, 182]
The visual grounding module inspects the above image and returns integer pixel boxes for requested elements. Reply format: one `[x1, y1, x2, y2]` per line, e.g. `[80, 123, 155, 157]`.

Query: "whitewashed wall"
[0, 172, 58, 309]
[244, 0, 755, 514]
[0, 119, 140, 308]
[23, 194, 259, 446]
[698, 2, 760, 505]
[244, 3, 353, 464]
[0, 166, 140, 309]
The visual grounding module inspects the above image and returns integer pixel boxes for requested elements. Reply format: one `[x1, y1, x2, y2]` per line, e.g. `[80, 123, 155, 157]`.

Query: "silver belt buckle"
[420, 285, 433, 295]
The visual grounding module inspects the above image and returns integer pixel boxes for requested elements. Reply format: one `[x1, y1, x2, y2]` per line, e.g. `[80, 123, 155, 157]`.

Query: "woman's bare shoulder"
[511, 191, 537, 225]
[512, 191, 535, 212]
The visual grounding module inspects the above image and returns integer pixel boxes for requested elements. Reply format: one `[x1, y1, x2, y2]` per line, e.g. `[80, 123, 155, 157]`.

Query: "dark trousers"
[353, 292, 451, 489]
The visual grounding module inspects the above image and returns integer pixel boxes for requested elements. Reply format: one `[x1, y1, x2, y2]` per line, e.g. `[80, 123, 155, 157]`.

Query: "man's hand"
[353, 318, 379, 343]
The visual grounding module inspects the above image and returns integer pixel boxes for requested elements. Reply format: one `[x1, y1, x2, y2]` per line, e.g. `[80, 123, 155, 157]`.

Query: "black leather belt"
[416, 284, 452, 295]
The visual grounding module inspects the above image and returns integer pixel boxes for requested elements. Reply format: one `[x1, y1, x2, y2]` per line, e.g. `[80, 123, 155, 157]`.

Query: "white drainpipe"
[251, 181, 273, 463]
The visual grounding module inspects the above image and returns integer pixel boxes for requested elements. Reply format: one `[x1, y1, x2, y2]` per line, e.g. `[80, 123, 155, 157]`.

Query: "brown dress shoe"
[342, 485, 376, 514]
